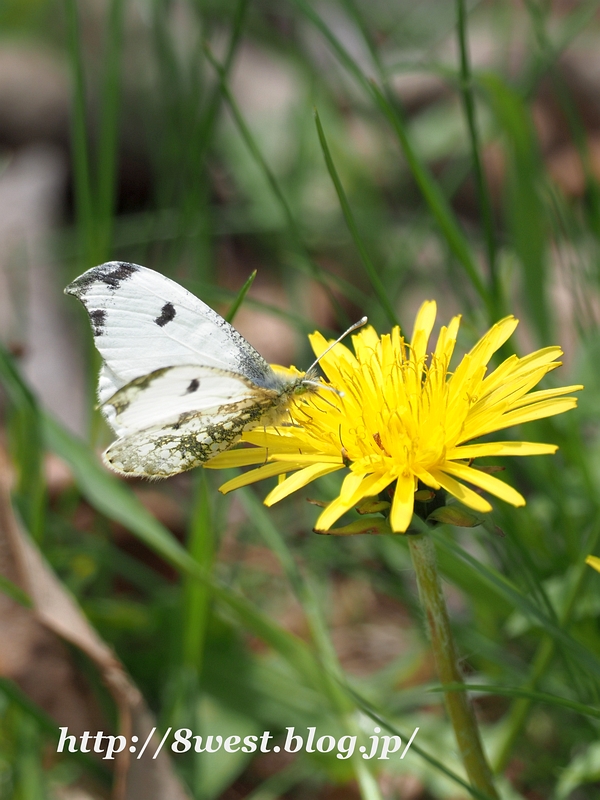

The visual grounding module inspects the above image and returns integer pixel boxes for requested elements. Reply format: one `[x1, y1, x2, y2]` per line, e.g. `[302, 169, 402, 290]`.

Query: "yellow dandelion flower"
[206, 301, 582, 533]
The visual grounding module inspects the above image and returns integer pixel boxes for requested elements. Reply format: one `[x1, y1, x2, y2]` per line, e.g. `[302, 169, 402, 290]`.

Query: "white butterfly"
[65, 261, 363, 478]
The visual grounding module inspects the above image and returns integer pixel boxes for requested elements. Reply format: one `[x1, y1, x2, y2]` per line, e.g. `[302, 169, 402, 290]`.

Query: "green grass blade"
[107, 207, 371, 312]
[237, 489, 383, 800]
[65, 0, 95, 265]
[429, 527, 600, 681]
[245, 762, 310, 800]
[188, 278, 343, 338]
[0, 574, 32, 608]
[291, 0, 491, 313]
[479, 72, 550, 342]
[95, 0, 126, 258]
[369, 83, 490, 309]
[345, 686, 495, 800]
[42, 414, 195, 571]
[181, 472, 214, 672]
[291, 0, 371, 94]
[429, 682, 600, 721]
[152, 0, 250, 279]
[524, 0, 600, 238]
[456, 0, 500, 312]
[491, 519, 600, 772]
[314, 109, 398, 327]
[195, 0, 250, 164]
[520, 0, 600, 98]
[13, 714, 48, 800]
[164, 472, 216, 779]
[338, 0, 385, 80]
[226, 270, 257, 323]
[237, 490, 348, 705]
[40, 415, 337, 700]
[0, 345, 46, 542]
[0, 678, 111, 783]
[203, 44, 351, 328]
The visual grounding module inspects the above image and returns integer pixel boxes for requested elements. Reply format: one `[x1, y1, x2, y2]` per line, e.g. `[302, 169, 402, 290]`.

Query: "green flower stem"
[408, 532, 499, 800]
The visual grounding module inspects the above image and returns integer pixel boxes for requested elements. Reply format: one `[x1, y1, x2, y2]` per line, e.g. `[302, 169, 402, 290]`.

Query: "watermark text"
[57, 725, 419, 761]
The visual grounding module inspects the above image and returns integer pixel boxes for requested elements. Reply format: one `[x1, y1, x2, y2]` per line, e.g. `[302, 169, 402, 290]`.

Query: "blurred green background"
[1, 0, 600, 798]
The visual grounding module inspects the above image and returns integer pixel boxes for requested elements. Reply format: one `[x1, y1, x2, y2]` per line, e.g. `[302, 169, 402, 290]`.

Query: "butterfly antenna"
[306, 316, 368, 375]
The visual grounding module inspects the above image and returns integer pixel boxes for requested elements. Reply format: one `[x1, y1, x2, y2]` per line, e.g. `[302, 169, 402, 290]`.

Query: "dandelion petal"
[390, 474, 416, 532]
[442, 461, 525, 507]
[265, 462, 344, 505]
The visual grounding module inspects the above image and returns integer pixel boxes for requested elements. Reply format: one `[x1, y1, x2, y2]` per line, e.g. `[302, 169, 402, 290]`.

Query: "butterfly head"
[298, 367, 338, 397]
[271, 365, 326, 396]
[271, 314, 370, 404]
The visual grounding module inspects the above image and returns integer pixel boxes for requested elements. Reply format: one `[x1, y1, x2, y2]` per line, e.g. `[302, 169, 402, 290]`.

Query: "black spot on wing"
[89, 309, 106, 336]
[155, 302, 176, 327]
[98, 262, 138, 289]
[65, 261, 139, 297]
[186, 378, 200, 394]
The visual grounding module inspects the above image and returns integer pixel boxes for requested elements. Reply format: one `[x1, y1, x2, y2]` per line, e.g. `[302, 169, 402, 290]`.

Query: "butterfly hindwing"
[104, 394, 278, 477]
[103, 365, 275, 436]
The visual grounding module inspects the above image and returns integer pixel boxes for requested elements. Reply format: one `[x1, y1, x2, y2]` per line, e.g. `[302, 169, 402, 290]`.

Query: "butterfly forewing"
[65, 261, 275, 402]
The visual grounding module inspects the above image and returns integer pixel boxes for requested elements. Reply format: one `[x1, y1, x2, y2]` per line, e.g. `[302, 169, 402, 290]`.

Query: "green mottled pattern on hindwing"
[104, 393, 278, 477]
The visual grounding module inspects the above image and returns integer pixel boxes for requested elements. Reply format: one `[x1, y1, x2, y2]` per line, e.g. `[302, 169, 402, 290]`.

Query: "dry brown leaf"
[0, 447, 190, 800]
